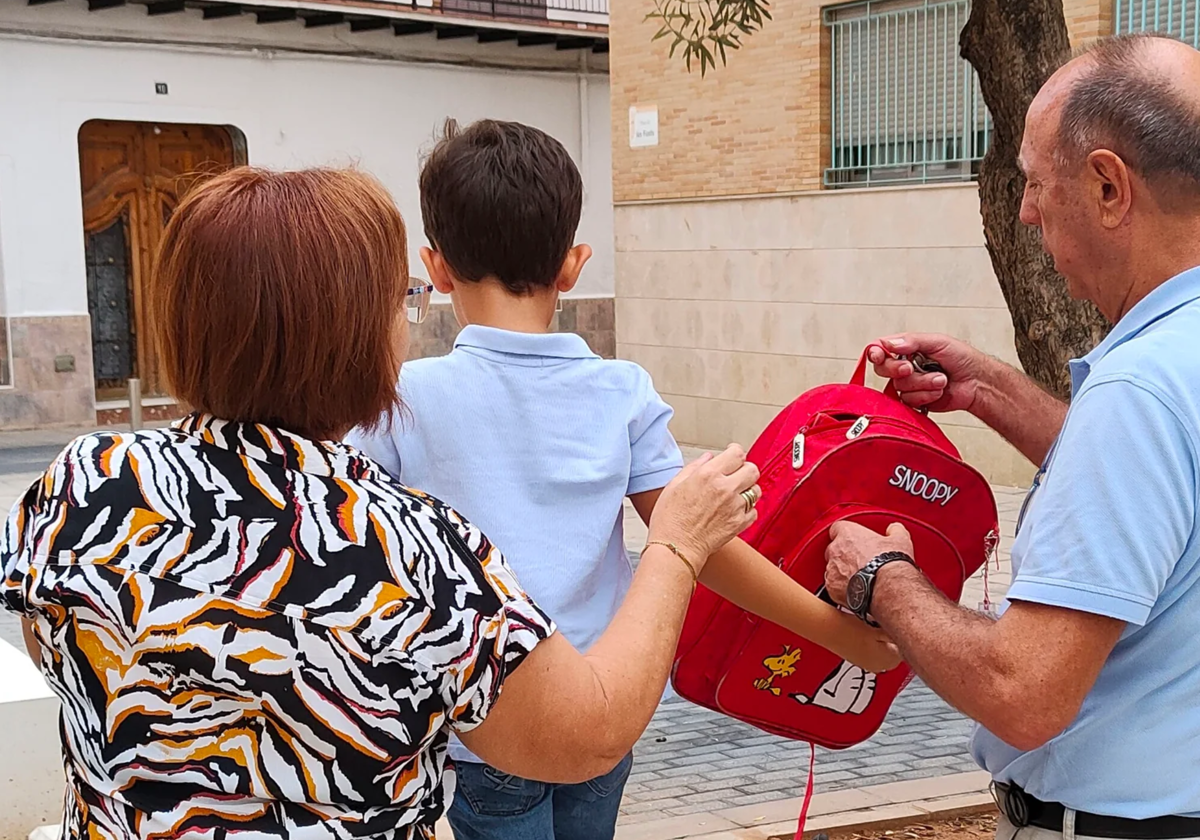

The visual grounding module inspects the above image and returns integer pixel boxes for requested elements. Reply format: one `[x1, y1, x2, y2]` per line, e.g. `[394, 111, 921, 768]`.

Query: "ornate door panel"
[85, 211, 136, 392]
[79, 120, 238, 400]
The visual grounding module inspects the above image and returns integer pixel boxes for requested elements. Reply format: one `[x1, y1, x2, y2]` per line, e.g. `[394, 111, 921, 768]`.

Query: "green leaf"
[646, 0, 770, 76]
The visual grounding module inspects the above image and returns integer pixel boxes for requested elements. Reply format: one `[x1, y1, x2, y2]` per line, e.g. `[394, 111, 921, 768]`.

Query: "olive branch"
[645, 0, 772, 76]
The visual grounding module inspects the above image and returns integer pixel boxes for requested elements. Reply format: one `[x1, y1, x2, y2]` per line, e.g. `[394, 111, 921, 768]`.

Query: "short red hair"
[151, 166, 407, 439]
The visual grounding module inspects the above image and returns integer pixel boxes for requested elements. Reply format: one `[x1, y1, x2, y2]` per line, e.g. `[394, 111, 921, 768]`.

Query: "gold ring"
[741, 487, 760, 513]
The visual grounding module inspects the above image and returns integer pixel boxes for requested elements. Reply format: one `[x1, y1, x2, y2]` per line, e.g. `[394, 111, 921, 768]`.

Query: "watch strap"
[853, 550, 916, 622]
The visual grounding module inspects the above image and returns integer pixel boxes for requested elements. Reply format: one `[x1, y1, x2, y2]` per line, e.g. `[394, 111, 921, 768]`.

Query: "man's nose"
[1019, 194, 1040, 227]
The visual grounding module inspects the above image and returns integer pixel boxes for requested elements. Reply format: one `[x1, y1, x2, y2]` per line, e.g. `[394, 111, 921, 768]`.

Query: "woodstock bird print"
[753, 646, 804, 696]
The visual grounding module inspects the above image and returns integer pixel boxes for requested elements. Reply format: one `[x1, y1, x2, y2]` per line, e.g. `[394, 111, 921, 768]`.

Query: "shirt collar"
[453, 324, 598, 361]
[173, 412, 374, 481]
[1070, 265, 1200, 395]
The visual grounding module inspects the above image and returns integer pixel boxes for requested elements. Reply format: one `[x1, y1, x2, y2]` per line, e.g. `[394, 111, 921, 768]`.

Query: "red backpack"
[671, 347, 999, 749]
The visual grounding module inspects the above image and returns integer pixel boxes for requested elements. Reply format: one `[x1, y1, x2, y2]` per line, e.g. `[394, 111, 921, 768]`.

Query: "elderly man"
[824, 33, 1200, 839]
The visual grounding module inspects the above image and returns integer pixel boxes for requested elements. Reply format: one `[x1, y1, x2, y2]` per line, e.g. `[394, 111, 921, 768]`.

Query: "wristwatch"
[846, 551, 917, 625]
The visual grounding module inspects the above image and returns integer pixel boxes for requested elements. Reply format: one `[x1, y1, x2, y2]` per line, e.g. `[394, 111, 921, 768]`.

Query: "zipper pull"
[846, 416, 870, 440]
[792, 433, 805, 469]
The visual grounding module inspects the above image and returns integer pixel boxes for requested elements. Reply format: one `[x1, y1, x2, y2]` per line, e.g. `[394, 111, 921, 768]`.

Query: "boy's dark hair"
[419, 118, 583, 296]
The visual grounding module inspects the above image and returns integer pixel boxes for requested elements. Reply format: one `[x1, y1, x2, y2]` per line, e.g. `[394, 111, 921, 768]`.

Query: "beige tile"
[617, 298, 889, 358]
[804, 802, 930, 829]
[866, 771, 993, 804]
[664, 393, 780, 451]
[615, 185, 988, 255]
[617, 246, 1005, 312]
[812, 186, 987, 250]
[615, 811, 742, 840]
[622, 345, 851, 407]
[899, 306, 1020, 367]
[913, 793, 997, 815]
[717, 787, 888, 827]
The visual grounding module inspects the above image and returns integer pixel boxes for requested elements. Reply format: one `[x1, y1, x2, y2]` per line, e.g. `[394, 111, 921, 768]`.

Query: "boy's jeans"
[447, 753, 633, 840]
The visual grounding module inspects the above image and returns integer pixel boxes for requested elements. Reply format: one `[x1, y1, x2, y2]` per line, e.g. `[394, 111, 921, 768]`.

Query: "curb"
[615, 771, 995, 840]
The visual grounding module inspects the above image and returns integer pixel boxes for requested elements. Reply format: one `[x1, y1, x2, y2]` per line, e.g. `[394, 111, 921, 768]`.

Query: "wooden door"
[79, 121, 237, 400]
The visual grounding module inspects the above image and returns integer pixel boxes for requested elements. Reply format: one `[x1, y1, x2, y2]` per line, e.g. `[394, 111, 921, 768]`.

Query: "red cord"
[793, 743, 816, 840]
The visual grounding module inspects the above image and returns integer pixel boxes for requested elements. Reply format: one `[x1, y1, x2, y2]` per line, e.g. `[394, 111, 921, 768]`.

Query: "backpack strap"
[851, 344, 903, 401]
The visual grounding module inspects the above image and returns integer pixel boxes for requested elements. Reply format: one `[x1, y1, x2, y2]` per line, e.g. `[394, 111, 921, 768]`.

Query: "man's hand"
[868, 333, 989, 414]
[824, 521, 914, 606]
[869, 332, 1066, 466]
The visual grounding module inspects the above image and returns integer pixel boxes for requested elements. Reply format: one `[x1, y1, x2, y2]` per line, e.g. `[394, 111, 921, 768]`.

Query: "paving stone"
[666, 801, 735, 817]
[688, 777, 758, 793]
[636, 786, 696, 800]
[641, 775, 704, 791]
[622, 797, 686, 814]
[719, 790, 807, 808]
[857, 762, 918, 776]
[911, 755, 967, 769]
[666, 753, 734, 769]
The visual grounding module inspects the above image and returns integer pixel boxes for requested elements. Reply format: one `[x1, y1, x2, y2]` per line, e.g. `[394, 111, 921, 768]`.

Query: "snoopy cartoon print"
[791, 660, 876, 715]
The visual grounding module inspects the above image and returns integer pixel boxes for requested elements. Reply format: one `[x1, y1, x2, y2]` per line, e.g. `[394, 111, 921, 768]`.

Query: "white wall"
[0, 5, 614, 323]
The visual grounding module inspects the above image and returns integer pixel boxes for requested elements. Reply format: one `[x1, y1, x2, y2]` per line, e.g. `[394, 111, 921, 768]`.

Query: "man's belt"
[993, 783, 1200, 840]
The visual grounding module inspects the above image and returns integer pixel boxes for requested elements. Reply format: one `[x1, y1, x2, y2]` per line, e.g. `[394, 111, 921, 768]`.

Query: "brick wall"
[611, 0, 1113, 204]
[610, 0, 825, 201]
[1065, 0, 1115, 46]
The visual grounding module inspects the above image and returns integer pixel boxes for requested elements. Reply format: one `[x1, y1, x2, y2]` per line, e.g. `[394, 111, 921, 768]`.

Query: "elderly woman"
[0, 167, 758, 839]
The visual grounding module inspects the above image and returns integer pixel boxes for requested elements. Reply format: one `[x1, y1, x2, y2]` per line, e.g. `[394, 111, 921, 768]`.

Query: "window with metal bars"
[824, 0, 992, 187]
[1115, 0, 1200, 47]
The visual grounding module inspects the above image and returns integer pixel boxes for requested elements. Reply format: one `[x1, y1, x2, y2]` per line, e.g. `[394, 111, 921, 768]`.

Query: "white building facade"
[0, 0, 612, 428]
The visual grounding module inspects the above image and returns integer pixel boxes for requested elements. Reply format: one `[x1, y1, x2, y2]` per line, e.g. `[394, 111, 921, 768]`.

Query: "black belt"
[993, 783, 1200, 840]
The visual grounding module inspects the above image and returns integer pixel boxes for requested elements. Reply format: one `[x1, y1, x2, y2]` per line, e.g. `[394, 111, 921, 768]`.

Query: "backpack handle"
[850, 344, 902, 399]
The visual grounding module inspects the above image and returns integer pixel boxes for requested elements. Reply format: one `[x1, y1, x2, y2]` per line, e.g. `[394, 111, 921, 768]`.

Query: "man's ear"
[556, 244, 592, 294]
[1087, 149, 1133, 230]
[421, 247, 455, 295]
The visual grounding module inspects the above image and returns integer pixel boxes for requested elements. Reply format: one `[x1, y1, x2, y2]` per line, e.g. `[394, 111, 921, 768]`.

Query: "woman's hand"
[854, 626, 904, 673]
[647, 445, 760, 575]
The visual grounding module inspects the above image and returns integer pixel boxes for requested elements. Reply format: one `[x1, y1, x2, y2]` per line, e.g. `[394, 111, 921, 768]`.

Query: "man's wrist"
[966, 353, 1011, 423]
[869, 560, 925, 619]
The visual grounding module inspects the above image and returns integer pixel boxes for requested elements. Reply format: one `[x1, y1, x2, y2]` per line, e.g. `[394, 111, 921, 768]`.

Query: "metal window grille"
[825, 0, 991, 187]
[1114, 0, 1200, 47]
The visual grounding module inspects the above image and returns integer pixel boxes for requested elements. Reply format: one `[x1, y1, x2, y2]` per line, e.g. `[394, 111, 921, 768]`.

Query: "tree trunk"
[960, 0, 1109, 400]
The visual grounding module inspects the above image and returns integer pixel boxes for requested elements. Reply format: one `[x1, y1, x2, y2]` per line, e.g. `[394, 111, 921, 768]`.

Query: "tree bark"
[960, 0, 1109, 400]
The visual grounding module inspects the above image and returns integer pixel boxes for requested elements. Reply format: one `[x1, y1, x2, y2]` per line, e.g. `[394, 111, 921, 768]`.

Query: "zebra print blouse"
[0, 413, 554, 840]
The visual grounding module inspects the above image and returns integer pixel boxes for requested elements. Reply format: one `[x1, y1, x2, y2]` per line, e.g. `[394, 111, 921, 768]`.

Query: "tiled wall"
[0, 316, 95, 429]
[615, 185, 1037, 488]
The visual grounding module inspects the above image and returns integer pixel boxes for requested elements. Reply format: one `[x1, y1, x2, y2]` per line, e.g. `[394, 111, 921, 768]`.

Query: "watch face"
[847, 573, 869, 613]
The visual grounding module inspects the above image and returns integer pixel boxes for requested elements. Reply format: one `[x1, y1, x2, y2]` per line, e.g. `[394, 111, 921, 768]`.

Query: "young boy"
[347, 119, 898, 840]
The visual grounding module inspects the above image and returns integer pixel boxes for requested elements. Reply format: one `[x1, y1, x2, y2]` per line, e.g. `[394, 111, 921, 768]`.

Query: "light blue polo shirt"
[971, 265, 1200, 818]
[346, 325, 683, 764]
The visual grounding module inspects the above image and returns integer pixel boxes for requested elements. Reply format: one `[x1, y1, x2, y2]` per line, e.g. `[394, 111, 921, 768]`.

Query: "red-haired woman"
[1, 167, 758, 840]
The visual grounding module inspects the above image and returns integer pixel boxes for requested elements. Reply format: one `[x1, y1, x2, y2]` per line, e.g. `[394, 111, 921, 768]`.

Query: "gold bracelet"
[641, 540, 699, 587]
